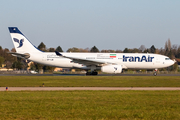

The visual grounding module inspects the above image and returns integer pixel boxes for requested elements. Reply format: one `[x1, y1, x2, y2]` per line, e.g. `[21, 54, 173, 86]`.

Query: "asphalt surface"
[1, 87, 180, 91]
[0, 73, 180, 76]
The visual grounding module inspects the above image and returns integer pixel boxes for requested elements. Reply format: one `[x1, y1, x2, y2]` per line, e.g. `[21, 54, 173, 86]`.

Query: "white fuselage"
[28, 52, 174, 70]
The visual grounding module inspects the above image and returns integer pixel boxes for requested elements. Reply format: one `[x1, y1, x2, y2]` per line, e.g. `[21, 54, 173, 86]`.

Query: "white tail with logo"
[9, 27, 41, 54]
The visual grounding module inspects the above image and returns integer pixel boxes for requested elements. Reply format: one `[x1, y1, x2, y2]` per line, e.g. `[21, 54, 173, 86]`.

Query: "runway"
[0, 73, 180, 76]
[1, 87, 180, 91]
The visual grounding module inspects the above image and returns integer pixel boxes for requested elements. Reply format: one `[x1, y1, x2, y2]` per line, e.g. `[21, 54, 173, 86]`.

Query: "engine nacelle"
[101, 65, 122, 74]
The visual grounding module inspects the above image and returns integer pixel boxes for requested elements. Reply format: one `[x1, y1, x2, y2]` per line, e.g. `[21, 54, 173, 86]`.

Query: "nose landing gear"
[153, 69, 158, 76]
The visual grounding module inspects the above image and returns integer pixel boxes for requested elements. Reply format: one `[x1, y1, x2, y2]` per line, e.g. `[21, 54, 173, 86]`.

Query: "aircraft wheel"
[92, 71, 98, 75]
[86, 72, 91, 75]
[86, 71, 98, 75]
[153, 72, 157, 76]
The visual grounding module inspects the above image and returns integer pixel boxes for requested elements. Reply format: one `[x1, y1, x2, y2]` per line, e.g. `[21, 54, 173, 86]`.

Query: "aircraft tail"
[8, 27, 41, 54]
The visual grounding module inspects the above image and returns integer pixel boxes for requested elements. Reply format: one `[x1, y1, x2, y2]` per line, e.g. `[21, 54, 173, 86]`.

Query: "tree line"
[0, 39, 180, 72]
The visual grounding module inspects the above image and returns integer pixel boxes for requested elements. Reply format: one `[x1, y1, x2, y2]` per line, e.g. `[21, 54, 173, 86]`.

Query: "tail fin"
[8, 27, 41, 53]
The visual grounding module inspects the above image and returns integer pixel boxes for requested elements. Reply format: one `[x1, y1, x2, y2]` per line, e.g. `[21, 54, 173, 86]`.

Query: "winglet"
[55, 51, 62, 56]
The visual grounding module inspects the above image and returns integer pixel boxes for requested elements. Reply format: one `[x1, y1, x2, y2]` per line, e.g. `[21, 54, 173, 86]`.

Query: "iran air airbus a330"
[8, 27, 175, 76]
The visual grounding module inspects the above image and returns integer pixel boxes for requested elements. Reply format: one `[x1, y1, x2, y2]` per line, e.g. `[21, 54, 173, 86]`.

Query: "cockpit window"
[165, 58, 170, 60]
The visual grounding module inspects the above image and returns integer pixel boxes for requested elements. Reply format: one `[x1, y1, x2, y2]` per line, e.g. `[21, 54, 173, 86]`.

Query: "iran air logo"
[13, 38, 24, 48]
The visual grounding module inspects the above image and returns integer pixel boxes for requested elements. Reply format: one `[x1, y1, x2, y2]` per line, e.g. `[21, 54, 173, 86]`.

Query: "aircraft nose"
[170, 59, 176, 65]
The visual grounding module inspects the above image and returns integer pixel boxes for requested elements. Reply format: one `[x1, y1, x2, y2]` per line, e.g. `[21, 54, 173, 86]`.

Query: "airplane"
[8, 27, 175, 76]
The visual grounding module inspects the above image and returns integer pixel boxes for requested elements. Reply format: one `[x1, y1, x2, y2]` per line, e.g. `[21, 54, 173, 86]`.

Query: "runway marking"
[1, 87, 180, 91]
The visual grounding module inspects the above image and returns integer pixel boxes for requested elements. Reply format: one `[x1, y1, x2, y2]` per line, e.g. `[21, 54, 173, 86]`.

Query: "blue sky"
[1, 0, 180, 51]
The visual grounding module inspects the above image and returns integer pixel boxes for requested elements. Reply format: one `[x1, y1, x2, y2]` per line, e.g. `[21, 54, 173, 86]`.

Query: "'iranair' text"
[123, 55, 154, 62]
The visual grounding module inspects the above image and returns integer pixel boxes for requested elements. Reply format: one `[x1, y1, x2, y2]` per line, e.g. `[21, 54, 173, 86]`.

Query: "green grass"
[0, 76, 180, 87]
[0, 91, 180, 120]
[1, 76, 180, 119]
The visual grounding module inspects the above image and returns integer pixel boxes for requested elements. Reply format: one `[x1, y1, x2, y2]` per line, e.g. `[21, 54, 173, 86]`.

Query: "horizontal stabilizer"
[8, 52, 30, 59]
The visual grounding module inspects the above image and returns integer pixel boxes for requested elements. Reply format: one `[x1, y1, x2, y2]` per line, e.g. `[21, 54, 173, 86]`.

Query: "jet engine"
[101, 65, 122, 74]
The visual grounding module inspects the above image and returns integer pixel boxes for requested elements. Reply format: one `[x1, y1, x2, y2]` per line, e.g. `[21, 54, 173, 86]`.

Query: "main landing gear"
[86, 71, 98, 75]
[153, 69, 158, 76]
[86, 66, 98, 75]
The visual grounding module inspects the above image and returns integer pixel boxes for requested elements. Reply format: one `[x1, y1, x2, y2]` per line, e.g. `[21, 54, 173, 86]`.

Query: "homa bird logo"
[13, 38, 24, 48]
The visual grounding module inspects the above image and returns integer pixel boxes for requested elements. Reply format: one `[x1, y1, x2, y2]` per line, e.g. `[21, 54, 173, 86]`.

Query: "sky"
[1, 0, 180, 51]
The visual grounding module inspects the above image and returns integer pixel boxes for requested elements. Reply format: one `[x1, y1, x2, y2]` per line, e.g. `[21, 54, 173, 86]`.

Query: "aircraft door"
[156, 57, 160, 64]
[42, 54, 47, 61]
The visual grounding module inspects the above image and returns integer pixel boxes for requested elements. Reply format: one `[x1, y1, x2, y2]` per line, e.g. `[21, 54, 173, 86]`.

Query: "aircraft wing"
[8, 52, 30, 59]
[55, 51, 112, 66]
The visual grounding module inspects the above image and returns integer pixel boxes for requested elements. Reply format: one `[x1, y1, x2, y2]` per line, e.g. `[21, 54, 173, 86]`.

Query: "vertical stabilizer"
[8, 27, 41, 53]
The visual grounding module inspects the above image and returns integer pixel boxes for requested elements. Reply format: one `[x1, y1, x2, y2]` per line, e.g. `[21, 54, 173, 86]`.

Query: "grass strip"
[0, 76, 180, 87]
[0, 91, 180, 119]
